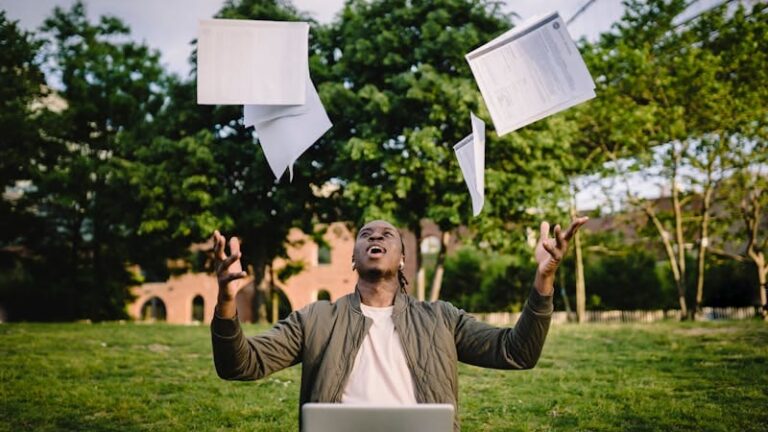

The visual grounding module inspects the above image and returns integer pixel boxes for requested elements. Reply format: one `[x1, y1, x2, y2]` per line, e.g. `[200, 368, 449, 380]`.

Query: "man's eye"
[384, 232, 393, 237]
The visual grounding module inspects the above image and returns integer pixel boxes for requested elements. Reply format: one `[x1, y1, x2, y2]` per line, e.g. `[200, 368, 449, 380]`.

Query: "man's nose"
[368, 233, 384, 241]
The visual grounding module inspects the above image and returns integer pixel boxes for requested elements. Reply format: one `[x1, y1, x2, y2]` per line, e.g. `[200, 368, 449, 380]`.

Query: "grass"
[1, 320, 766, 431]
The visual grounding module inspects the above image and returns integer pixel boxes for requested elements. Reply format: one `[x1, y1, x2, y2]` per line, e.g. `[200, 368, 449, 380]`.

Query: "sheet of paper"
[454, 113, 486, 216]
[197, 19, 308, 105]
[466, 12, 595, 136]
[253, 75, 332, 181]
[244, 103, 309, 127]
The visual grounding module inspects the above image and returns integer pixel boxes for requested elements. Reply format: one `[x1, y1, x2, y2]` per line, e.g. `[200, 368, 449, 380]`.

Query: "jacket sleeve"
[450, 288, 553, 370]
[210, 307, 306, 380]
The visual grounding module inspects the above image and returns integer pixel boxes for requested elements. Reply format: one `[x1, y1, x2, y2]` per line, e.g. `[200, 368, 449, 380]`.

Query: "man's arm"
[211, 308, 305, 380]
[209, 230, 304, 380]
[450, 288, 553, 370]
[452, 217, 587, 369]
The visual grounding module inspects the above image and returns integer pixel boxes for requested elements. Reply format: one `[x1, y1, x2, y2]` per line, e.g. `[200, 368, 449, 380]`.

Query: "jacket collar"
[351, 284, 409, 317]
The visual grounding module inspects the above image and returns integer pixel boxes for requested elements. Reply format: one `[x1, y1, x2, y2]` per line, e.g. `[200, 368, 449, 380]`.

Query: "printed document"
[466, 12, 595, 136]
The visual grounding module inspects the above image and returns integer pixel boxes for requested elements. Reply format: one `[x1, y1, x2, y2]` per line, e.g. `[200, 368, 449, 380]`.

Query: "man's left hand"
[534, 217, 589, 295]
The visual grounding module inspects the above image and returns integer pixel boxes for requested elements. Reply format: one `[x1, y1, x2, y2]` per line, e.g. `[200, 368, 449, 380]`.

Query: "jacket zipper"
[394, 320, 423, 403]
[332, 315, 366, 402]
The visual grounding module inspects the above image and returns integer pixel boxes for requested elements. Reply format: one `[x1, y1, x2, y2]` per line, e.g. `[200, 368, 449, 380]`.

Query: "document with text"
[466, 12, 595, 136]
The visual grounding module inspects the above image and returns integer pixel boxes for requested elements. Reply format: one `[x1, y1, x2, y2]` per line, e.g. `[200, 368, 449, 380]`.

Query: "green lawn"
[1, 320, 766, 431]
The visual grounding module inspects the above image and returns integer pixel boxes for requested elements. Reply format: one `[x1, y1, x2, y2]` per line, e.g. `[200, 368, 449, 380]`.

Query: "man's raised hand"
[533, 217, 588, 295]
[213, 230, 247, 301]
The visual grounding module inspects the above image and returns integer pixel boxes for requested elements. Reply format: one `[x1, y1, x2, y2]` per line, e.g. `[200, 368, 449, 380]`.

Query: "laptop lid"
[302, 403, 454, 432]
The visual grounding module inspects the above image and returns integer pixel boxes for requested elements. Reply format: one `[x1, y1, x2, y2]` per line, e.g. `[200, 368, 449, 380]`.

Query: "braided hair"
[397, 236, 409, 293]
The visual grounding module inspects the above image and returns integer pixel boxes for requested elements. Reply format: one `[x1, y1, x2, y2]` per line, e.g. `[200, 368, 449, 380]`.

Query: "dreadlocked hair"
[398, 236, 409, 293]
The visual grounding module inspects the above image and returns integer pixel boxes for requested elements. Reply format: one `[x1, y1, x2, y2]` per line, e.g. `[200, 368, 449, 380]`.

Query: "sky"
[0, 0, 627, 77]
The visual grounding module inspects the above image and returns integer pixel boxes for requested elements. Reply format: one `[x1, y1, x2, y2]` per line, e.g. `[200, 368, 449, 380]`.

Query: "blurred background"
[0, 0, 766, 324]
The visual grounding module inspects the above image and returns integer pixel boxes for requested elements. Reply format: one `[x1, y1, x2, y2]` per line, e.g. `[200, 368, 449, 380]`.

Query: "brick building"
[127, 221, 456, 324]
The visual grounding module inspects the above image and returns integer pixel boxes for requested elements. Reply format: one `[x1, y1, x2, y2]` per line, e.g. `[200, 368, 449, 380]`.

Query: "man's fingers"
[539, 221, 550, 243]
[229, 236, 241, 256]
[213, 230, 227, 260]
[554, 224, 564, 250]
[542, 238, 559, 259]
[563, 216, 589, 241]
[220, 271, 247, 284]
[218, 251, 241, 273]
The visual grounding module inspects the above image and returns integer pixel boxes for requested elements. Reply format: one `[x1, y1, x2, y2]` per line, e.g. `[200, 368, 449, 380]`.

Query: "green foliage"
[704, 258, 759, 307]
[320, 0, 574, 241]
[276, 260, 305, 283]
[442, 245, 533, 312]
[0, 11, 45, 191]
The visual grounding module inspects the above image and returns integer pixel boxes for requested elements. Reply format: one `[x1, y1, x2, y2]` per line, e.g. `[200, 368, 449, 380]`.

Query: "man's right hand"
[213, 230, 247, 318]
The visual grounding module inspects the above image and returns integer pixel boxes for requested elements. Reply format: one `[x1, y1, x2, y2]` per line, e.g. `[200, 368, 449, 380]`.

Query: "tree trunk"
[271, 290, 279, 323]
[670, 148, 689, 320]
[417, 267, 426, 301]
[429, 231, 451, 302]
[574, 229, 586, 323]
[570, 187, 586, 323]
[414, 225, 426, 301]
[644, 205, 688, 318]
[253, 264, 270, 324]
[754, 255, 767, 321]
[694, 184, 714, 320]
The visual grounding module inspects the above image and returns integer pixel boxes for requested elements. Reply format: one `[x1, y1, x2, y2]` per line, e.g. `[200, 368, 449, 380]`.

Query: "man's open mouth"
[366, 245, 387, 257]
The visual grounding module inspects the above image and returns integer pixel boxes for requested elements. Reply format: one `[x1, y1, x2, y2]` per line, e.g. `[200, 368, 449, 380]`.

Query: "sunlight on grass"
[1, 321, 766, 431]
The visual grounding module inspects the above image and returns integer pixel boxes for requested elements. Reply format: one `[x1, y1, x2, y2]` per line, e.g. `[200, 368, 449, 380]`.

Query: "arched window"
[141, 297, 167, 321]
[192, 295, 204, 322]
[316, 289, 331, 302]
[318, 245, 332, 265]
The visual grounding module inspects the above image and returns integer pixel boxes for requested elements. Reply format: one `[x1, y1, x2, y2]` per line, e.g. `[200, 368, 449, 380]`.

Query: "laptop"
[302, 403, 454, 432]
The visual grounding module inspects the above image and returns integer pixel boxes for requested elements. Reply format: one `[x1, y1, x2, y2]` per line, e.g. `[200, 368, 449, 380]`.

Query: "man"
[210, 218, 587, 431]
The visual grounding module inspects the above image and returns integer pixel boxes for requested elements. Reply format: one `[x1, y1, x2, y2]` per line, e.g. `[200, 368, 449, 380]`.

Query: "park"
[1, 0, 767, 430]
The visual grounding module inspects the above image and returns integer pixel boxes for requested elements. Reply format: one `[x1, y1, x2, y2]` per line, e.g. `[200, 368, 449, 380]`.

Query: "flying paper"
[466, 12, 595, 136]
[246, 73, 332, 181]
[454, 112, 486, 216]
[197, 19, 309, 105]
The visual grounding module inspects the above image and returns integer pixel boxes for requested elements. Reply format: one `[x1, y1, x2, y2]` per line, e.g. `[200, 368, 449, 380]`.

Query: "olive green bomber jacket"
[211, 288, 554, 431]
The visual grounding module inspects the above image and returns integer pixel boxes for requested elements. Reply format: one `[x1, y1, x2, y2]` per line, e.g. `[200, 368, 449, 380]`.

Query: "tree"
[572, 0, 768, 319]
[0, 11, 48, 317]
[154, 0, 336, 322]
[319, 0, 577, 301]
[1, 2, 220, 320]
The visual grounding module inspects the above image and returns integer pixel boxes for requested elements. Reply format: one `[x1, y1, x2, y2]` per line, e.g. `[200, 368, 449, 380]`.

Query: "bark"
[574, 229, 586, 323]
[429, 231, 451, 302]
[644, 204, 688, 318]
[570, 189, 586, 323]
[742, 188, 767, 320]
[694, 183, 714, 320]
[756, 258, 767, 321]
[414, 224, 425, 301]
[417, 267, 426, 301]
[670, 148, 689, 319]
[252, 263, 269, 324]
[271, 290, 279, 323]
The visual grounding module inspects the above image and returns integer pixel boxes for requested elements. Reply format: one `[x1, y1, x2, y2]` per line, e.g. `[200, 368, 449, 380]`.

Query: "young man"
[210, 218, 587, 431]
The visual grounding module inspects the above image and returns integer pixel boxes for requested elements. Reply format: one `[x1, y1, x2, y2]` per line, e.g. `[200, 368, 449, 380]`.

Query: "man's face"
[353, 220, 403, 279]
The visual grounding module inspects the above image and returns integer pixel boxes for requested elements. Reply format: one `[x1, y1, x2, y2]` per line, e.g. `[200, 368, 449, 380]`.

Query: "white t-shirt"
[341, 304, 418, 405]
